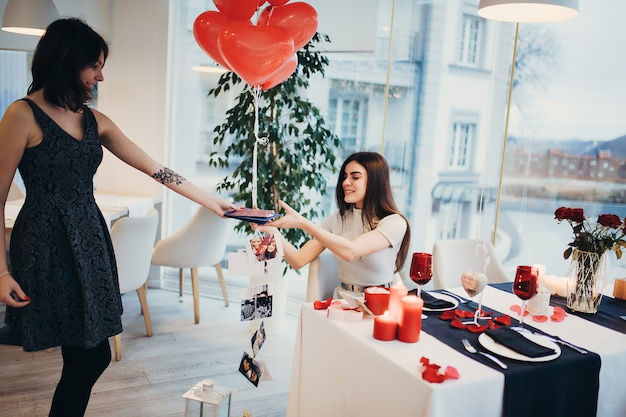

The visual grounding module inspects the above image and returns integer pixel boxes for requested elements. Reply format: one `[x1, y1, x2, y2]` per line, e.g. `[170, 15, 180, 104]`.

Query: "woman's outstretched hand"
[265, 200, 306, 229]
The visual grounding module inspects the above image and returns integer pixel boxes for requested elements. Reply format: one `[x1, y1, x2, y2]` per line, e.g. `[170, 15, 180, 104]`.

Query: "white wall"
[95, 0, 169, 198]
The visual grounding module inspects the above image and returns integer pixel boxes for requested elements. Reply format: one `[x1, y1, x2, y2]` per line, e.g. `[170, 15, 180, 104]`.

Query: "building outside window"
[458, 14, 481, 66]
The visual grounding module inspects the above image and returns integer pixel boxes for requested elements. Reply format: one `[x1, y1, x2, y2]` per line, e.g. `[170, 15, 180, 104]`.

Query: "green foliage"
[207, 33, 341, 247]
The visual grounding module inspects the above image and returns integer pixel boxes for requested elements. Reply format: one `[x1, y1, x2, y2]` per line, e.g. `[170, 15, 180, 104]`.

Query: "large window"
[448, 122, 474, 170]
[161, 0, 626, 285]
[458, 14, 481, 66]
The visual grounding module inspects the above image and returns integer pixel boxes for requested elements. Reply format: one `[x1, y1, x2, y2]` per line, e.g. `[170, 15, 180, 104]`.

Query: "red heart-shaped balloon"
[213, 0, 259, 21]
[193, 11, 232, 70]
[258, 2, 318, 51]
[218, 21, 294, 87]
[261, 53, 297, 90]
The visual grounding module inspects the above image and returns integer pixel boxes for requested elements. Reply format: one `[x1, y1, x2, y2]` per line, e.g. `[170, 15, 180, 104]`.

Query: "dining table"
[4, 192, 159, 247]
[286, 283, 626, 417]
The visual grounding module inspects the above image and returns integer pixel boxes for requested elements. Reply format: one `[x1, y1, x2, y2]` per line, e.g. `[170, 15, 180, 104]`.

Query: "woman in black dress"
[0, 18, 237, 417]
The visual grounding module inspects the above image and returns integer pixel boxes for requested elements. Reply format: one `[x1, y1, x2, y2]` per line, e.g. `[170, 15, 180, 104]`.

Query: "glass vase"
[566, 249, 608, 314]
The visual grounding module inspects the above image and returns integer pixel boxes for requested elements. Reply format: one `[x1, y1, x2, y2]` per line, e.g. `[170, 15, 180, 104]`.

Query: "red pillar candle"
[373, 312, 398, 341]
[397, 295, 424, 343]
[364, 287, 390, 316]
[387, 282, 408, 321]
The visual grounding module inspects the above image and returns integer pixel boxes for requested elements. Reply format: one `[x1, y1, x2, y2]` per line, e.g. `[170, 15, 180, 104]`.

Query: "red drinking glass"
[513, 265, 539, 331]
[409, 252, 432, 298]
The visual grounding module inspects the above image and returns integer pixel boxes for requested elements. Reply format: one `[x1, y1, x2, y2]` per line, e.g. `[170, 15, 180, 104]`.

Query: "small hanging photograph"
[246, 232, 283, 263]
[240, 284, 273, 321]
[238, 352, 263, 387]
[251, 321, 266, 356]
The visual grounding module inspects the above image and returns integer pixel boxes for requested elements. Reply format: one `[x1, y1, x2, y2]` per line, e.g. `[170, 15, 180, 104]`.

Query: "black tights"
[49, 339, 111, 417]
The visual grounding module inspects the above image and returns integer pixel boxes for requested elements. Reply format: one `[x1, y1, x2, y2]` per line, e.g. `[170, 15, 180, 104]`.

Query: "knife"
[541, 334, 588, 354]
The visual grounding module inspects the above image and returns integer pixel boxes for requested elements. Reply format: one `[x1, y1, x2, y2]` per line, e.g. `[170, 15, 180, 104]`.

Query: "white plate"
[478, 332, 561, 362]
[422, 292, 459, 312]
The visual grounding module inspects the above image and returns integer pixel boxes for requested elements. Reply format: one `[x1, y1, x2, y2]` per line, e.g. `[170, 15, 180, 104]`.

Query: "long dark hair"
[28, 18, 108, 111]
[335, 152, 411, 273]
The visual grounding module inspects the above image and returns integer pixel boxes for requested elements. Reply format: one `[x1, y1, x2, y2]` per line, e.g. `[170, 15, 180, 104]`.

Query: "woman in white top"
[256, 151, 410, 295]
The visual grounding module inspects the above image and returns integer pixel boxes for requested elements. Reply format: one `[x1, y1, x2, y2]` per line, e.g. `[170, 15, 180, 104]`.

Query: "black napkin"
[485, 327, 556, 358]
[420, 291, 456, 310]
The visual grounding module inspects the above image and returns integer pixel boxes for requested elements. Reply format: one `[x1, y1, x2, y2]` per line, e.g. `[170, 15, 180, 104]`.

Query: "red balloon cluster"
[194, 0, 318, 90]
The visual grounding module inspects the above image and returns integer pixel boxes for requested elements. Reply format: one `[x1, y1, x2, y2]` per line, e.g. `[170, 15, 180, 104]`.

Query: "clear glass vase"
[566, 249, 608, 314]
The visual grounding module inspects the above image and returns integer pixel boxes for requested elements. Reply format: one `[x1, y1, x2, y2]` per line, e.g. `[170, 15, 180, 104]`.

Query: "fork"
[462, 338, 508, 369]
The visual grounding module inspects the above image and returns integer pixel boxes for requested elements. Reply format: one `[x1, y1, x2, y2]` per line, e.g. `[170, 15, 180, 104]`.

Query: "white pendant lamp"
[2, 0, 60, 36]
[478, 0, 579, 23]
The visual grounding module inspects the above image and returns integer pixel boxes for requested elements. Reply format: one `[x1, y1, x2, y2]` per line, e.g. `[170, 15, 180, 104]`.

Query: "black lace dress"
[5, 98, 123, 352]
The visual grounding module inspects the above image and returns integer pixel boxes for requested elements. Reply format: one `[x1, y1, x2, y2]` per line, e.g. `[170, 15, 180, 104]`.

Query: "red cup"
[364, 287, 390, 315]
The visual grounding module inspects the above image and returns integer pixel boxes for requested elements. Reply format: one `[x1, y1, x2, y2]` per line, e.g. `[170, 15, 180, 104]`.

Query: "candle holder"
[183, 379, 232, 417]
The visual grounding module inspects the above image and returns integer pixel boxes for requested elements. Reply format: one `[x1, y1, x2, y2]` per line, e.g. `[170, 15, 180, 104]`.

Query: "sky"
[509, 0, 626, 141]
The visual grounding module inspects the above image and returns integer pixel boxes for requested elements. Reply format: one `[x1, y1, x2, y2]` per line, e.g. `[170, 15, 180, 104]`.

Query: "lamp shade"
[478, 0, 579, 22]
[2, 0, 60, 36]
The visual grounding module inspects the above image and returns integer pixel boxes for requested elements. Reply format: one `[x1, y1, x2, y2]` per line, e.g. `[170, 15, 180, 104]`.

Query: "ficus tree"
[207, 33, 341, 248]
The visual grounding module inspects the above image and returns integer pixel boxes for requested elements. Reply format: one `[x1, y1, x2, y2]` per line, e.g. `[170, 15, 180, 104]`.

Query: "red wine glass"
[513, 265, 539, 331]
[410, 252, 432, 298]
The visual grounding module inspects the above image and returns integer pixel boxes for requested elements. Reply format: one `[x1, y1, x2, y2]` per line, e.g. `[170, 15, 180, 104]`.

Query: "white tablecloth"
[286, 286, 626, 417]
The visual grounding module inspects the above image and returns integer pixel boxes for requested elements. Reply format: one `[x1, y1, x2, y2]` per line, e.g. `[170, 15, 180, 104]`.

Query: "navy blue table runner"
[421, 289, 601, 417]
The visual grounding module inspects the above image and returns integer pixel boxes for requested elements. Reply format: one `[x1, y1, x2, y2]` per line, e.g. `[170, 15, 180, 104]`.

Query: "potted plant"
[207, 33, 341, 249]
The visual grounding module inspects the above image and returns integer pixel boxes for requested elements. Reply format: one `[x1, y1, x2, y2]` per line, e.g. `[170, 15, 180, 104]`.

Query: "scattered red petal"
[313, 297, 333, 310]
[420, 357, 460, 383]
[460, 310, 475, 319]
[450, 318, 467, 329]
[510, 304, 522, 314]
[550, 313, 566, 322]
[487, 321, 498, 330]
[444, 366, 460, 379]
[552, 307, 567, 318]
[440, 310, 457, 321]
[467, 324, 488, 333]
[493, 315, 511, 326]
[532, 315, 548, 322]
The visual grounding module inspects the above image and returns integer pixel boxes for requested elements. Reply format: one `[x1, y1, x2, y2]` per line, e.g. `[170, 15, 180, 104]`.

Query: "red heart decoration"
[213, 0, 259, 21]
[218, 21, 294, 87]
[258, 2, 318, 51]
[193, 11, 232, 70]
[261, 53, 297, 90]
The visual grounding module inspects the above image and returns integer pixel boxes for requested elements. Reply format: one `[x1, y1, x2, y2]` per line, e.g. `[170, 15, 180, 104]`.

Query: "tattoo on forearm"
[152, 167, 185, 185]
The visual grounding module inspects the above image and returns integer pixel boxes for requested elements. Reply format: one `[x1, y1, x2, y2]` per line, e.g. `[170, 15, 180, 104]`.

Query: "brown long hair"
[335, 152, 410, 273]
[28, 18, 108, 111]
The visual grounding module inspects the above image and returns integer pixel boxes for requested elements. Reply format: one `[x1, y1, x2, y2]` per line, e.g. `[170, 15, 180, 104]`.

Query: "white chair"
[306, 250, 406, 301]
[151, 206, 233, 324]
[432, 238, 510, 289]
[110, 209, 159, 361]
[306, 249, 340, 302]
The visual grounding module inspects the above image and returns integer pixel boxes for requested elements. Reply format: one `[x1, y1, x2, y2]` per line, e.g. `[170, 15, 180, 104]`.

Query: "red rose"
[554, 207, 568, 220]
[569, 208, 585, 222]
[597, 214, 622, 229]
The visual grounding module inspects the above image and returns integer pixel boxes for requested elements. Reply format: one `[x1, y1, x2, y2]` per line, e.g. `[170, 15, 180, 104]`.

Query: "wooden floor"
[0, 269, 309, 417]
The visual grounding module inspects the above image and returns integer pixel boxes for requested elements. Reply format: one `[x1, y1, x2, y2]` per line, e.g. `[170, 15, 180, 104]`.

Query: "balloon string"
[252, 87, 268, 209]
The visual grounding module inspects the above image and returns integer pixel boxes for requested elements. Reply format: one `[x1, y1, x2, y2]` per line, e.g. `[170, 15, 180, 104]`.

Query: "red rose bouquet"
[554, 207, 626, 260]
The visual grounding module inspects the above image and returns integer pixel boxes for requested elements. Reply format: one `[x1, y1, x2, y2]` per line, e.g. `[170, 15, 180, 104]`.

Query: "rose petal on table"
[313, 297, 333, 310]
[552, 306, 567, 318]
[420, 357, 459, 383]
[550, 312, 566, 322]
[493, 315, 511, 326]
[450, 318, 467, 329]
[532, 315, 549, 322]
[467, 324, 488, 333]
[440, 310, 457, 321]
[510, 304, 522, 314]
[444, 366, 460, 380]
